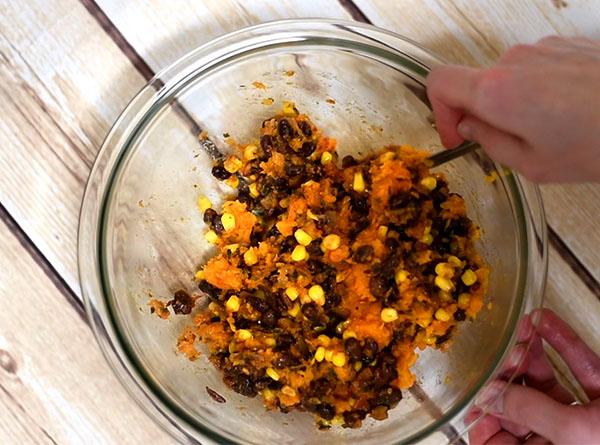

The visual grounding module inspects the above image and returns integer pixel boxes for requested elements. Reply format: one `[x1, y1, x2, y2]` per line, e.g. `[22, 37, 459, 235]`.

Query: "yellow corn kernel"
[435, 308, 451, 322]
[308, 285, 325, 306]
[279, 198, 290, 208]
[266, 367, 280, 381]
[225, 295, 240, 312]
[458, 293, 471, 309]
[282, 101, 296, 116]
[381, 308, 399, 323]
[197, 195, 212, 213]
[225, 175, 239, 189]
[353, 171, 365, 192]
[288, 303, 301, 317]
[332, 352, 347, 367]
[204, 229, 219, 244]
[434, 276, 454, 292]
[244, 144, 258, 161]
[435, 262, 454, 277]
[342, 330, 357, 340]
[225, 244, 239, 254]
[448, 255, 463, 267]
[307, 209, 319, 220]
[461, 269, 478, 286]
[322, 234, 341, 251]
[243, 247, 258, 266]
[320, 151, 333, 165]
[421, 233, 433, 245]
[221, 213, 236, 231]
[317, 335, 331, 346]
[228, 342, 238, 354]
[208, 301, 220, 315]
[291, 245, 307, 262]
[236, 329, 253, 341]
[284, 287, 298, 301]
[281, 385, 297, 397]
[353, 361, 363, 372]
[224, 155, 243, 174]
[395, 269, 409, 285]
[425, 336, 437, 346]
[380, 151, 395, 162]
[315, 346, 326, 362]
[265, 338, 277, 347]
[262, 388, 275, 400]
[249, 182, 260, 198]
[194, 269, 205, 280]
[417, 314, 432, 328]
[420, 176, 437, 190]
[378, 225, 388, 238]
[294, 229, 313, 246]
[324, 349, 334, 362]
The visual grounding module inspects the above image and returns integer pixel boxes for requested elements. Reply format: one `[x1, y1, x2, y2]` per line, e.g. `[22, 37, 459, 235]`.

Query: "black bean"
[448, 215, 470, 237]
[257, 310, 277, 329]
[293, 338, 312, 360]
[345, 338, 362, 362]
[300, 141, 316, 157]
[388, 192, 411, 209]
[275, 333, 294, 351]
[353, 245, 374, 263]
[374, 387, 402, 408]
[260, 134, 275, 151]
[278, 119, 295, 140]
[203, 208, 218, 225]
[362, 338, 378, 363]
[306, 259, 323, 275]
[349, 218, 370, 240]
[454, 309, 466, 321]
[272, 353, 300, 369]
[374, 361, 397, 384]
[384, 237, 400, 252]
[324, 292, 341, 310]
[206, 386, 226, 403]
[341, 155, 358, 168]
[248, 296, 270, 313]
[315, 403, 335, 420]
[343, 410, 367, 428]
[370, 274, 390, 299]
[280, 236, 296, 253]
[211, 165, 231, 180]
[350, 194, 369, 213]
[285, 162, 304, 177]
[436, 327, 455, 345]
[213, 219, 225, 235]
[170, 290, 194, 315]
[198, 280, 220, 299]
[223, 367, 257, 397]
[306, 240, 323, 257]
[302, 302, 320, 322]
[298, 120, 313, 137]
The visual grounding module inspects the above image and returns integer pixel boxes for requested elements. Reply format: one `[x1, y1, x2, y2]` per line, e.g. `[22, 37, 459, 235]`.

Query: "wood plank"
[352, 0, 600, 284]
[0, 218, 171, 444]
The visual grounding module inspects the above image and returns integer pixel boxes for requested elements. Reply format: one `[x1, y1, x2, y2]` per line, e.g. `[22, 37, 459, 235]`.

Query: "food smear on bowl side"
[157, 105, 489, 429]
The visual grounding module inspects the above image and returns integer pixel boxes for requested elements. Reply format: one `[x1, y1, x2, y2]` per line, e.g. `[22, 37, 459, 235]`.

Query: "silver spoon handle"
[428, 140, 479, 167]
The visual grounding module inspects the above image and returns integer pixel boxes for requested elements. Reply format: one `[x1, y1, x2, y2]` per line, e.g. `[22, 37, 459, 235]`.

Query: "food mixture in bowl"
[151, 104, 488, 429]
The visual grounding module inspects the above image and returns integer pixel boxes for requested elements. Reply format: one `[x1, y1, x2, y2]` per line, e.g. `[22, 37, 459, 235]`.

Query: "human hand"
[466, 309, 600, 444]
[426, 36, 600, 182]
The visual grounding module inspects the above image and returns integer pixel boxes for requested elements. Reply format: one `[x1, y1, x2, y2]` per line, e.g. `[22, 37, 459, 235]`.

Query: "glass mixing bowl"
[78, 19, 547, 445]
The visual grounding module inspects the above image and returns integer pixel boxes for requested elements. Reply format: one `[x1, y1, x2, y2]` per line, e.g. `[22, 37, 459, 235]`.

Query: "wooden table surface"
[1, 1, 599, 443]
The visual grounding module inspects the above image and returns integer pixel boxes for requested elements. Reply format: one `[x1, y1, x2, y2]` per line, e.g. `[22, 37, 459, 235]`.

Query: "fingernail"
[530, 309, 542, 327]
[457, 120, 472, 139]
[475, 380, 504, 415]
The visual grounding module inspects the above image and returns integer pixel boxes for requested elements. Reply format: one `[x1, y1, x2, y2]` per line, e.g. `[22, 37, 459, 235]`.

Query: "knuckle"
[501, 43, 535, 62]
[537, 35, 562, 46]
[473, 68, 512, 113]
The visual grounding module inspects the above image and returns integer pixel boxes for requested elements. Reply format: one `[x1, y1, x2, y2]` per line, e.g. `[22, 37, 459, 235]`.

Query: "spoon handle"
[428, 140, 479, 167]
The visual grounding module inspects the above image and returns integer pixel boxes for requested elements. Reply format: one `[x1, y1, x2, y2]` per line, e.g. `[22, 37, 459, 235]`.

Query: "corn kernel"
[249, 182, 260, 198]
[425, 336, 437, 346]
[225, 244, 239, 254]
[225, 175, 239, 188]
[353, 171, 365, 192]
[266, 367, 280, 381]
[279, 198, 289, 208]
[224, 155, 243, 174]
[381, 308, 399, 323]
[244, 144, 258, 161]
[421, 176, 437, 190]
[291, 245, 307, 261]
[417, 314, 432, 328]
[308, 285, 325, 306]
[197, 195, 212, 212]
[243, 247, 258, 266]
[288, 303, 301, 317]
[221, 213, 236, 231]
[284, 287, 298, 301]
[194, 269, 205, 280]
[281, 385, 296, 397]
[265, 338, 277, 347]
[458, 293, 471, 309]
[378, 225, 388, 238]
[315, 346, 326, 362]
[208, 301, 220, 314]
[320, 151, 333, 165]
[448, 255, 463, 267]
[332, 352, 347, 367]
[322, 234, 341, 251]
[236, 329, 253, 341]
[353, 361, 363, 372]
[307, 209, 319, 220]
[342, 330, 357, 340]
[204, 229, 219, 244]
[317, 335, 331, 346]
[324, 350, 334, 362]
[225, 295, 240, 312]
[262, 388, 275, 400]
[282, 101, 296, 115]
[421, 233, 433, 245]
[395, 269, 409, 285]
[461, 269, 478, 286]
[435, 262, 454, 277]
[435, 308, 451, 322]
[294, 229, 313, 246]
[434, 276, 454, 292]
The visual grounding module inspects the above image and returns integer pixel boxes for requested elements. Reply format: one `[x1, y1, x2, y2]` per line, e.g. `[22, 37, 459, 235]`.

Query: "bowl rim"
[78, 18, 547, 445]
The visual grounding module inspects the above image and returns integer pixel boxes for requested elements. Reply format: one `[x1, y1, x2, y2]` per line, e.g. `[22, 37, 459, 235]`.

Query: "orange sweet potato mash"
[157, 106, 488, 429]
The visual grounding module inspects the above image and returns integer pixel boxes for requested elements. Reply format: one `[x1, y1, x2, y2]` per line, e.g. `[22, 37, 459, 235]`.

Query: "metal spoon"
[428, 140, 479, 167]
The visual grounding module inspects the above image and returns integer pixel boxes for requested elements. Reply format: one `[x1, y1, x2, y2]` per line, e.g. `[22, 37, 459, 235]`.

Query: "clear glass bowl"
[78, 19, 547, 445]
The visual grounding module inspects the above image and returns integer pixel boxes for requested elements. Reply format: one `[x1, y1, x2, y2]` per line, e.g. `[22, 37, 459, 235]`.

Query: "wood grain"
[0, 217, 172, 444]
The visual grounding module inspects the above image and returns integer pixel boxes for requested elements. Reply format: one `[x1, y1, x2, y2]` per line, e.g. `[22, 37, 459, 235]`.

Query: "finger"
[535, 308, 600, 398]
[486, 431, 520, 445]
[500, 418, 531, 439]
[524, 434, 552, 444]
[498, 342, 530, 379]
[468, 414, 503, 445]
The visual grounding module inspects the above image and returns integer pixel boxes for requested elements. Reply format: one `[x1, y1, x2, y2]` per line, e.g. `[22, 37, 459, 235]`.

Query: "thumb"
[481, 382, 573, 443]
